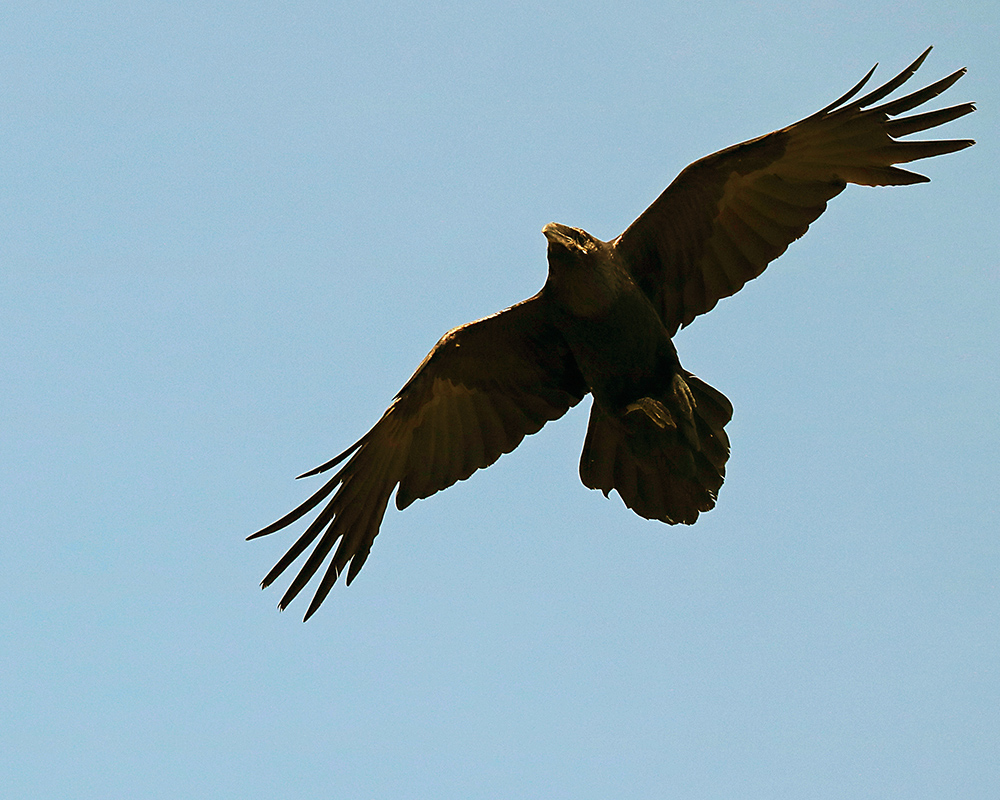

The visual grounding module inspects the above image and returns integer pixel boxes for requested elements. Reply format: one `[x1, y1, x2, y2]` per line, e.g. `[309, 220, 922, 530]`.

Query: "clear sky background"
[3, 2, 997, 798]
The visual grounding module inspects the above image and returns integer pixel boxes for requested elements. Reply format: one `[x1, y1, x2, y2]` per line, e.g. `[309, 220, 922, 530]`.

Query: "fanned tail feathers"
[579, 372, 733, 524]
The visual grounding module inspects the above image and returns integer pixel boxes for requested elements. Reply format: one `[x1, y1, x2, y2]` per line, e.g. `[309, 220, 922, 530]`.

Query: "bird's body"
[543, 226, 675, 407]
[539, 223, 730, 521]
[250, 49, 974, 619]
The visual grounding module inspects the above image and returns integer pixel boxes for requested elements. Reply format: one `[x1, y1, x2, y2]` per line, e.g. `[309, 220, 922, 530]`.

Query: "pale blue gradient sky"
[2, 2, 998, 798]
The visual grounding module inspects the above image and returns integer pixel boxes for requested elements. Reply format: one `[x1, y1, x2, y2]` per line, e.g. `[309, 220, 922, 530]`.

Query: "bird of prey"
[250, 48, 974, 619]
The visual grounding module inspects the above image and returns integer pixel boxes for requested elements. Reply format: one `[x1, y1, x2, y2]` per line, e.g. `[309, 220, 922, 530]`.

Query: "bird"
[250, 47, 974, 620]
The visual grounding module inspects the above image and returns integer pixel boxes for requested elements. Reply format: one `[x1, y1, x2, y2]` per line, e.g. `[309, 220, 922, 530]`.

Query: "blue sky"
[2, 2, 997, 798]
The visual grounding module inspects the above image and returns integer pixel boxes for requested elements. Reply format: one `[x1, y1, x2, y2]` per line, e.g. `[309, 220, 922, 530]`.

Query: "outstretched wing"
[249, 293, 586, 620]
[615, 47, 975, 336]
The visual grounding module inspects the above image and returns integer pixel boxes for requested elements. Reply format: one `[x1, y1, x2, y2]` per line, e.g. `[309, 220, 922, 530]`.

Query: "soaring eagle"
[251, 48, 974, 619]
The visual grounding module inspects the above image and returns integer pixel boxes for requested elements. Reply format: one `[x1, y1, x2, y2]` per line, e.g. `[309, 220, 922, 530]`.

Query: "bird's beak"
[542, 222, 570, 246]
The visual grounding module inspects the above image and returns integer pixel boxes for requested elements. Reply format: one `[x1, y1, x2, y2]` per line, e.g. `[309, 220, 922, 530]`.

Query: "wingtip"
[302, 602, 320, 622]
[912, 45, 934, 70]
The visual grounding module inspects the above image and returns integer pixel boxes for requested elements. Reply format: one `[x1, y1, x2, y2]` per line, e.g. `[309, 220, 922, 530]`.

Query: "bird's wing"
[248, 293, 586, 620]
[614, 47, 975, 336]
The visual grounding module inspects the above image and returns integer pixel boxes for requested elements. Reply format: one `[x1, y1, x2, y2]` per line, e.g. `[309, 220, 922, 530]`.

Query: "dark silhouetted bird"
[250, 48, 974, 619]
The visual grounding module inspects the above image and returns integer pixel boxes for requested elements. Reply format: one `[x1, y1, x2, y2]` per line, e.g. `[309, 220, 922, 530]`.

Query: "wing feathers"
[452, 392, 483, 481]
[810, 64, 878, 118]
[872, 139, 974, 164]
[470, 389, 509, 461]
[699, 244, 736, 305]
[724, 201, 786, 259]
[616, 49, 973, 334]
[884, 103, 976, 137]
[740, 182, 832, 228]
[251, 295, 586, 618]
[874, 68, 967, 116]
[850, 47, 932, 109]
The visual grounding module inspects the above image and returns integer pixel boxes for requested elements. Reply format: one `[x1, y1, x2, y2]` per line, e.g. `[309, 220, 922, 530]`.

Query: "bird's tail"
[579, 371, 732, 524]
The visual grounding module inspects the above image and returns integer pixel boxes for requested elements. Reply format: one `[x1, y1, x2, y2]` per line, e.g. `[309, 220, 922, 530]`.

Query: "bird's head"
[542, 222, 623, 316]
[542, 222, 600, 259]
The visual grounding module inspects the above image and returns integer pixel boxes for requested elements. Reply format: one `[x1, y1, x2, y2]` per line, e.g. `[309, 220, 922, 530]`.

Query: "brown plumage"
[250, 48, 974, 619]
